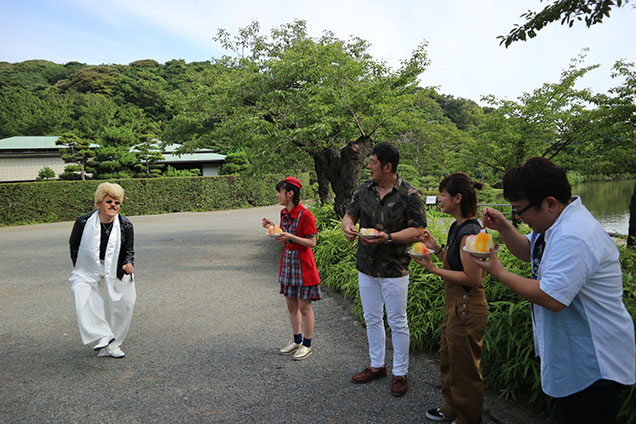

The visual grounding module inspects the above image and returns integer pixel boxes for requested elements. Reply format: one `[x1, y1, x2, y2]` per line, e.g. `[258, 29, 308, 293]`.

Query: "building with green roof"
[0, 136, 225, 182]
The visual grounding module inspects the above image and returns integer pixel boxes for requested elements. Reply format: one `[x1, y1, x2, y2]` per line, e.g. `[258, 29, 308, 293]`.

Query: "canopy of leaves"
[499, 0, 632, 47]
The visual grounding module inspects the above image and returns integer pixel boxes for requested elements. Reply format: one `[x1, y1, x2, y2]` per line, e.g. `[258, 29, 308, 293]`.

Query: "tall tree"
[133, 136, 164, 178]
[56, 132, 95, 181]
[470, 53, 599, 174]
[168, 20, 430, 216]
[498, 1, 636, 245]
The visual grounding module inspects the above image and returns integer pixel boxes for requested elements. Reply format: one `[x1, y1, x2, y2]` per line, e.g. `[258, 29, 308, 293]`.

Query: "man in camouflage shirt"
[342, 142, 427, 397]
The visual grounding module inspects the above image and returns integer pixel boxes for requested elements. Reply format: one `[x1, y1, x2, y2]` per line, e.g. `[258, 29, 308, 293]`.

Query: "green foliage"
[56, 132, 96, 181]
[311, 207, 636, 421]
[219, 150, 250, 175]
[471, 52, 599, 177]
[36, 167, 56, 180]
[431, 92, 484, 131]
[309, 203, 340, 231]
[0, 175, 285, 226]
[92, 145, 137, 179]
[169, 19, 432, 216]
[133, 137, 164, 178]
[499, 0, 632, 47]
[163, 165, 201, 177]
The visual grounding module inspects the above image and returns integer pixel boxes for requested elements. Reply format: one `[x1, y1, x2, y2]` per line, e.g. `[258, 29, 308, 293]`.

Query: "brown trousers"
[438, 279, 489, 424]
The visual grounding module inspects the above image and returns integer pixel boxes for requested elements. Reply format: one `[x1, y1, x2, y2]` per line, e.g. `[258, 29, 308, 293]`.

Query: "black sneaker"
[425, 407, 452, 422]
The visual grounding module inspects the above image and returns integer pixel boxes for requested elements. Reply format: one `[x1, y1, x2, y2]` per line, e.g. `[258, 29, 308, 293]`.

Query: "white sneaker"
[279, 342, 301, 355]
[97, 345, 125, 358]
[293, 345, 313, 360]
[93, 336, 115, 351]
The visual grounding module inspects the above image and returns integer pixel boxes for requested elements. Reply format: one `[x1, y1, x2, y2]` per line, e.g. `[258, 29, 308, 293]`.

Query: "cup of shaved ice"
[267, 225, 283, 238]
[358, 228, 380, 238]
[463, 231, 499, 258]
[408, 242, 430, 258]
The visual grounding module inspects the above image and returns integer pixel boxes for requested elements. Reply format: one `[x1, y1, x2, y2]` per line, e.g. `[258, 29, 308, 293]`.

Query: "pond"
[572, 179, 635, 235]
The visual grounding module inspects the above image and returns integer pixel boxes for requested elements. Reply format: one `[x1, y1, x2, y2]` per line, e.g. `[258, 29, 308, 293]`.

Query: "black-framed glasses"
[105, 200, 121, 205]
[511, 203, 533, 217]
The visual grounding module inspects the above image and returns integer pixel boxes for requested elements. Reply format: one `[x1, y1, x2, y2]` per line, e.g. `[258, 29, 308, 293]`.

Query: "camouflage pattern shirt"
[346, 176, 427, 278]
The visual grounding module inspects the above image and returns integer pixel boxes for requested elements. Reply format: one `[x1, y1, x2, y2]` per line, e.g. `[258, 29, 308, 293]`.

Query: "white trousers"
[71, 263, 136, 347]
[358, 271, 410, 376]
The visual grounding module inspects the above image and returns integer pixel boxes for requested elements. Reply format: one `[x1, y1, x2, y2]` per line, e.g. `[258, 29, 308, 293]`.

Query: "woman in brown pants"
[412, 173, 488, 424]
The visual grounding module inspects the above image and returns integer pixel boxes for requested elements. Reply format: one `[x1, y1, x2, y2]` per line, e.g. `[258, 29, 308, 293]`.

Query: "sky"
[1, 0, 635, 103]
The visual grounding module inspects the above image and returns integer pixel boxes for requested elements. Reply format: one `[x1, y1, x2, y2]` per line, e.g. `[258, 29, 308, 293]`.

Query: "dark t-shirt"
[99, 222, 113, 260]
[445, 219, 482, 272]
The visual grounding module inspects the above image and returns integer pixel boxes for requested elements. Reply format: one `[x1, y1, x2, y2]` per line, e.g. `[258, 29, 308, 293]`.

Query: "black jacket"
[69, 212, 135, 280]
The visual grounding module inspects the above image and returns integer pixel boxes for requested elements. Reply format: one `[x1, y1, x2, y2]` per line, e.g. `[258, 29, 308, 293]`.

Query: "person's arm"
[342, 213, 359, 243]
[277, 233, 316, 248]
[69, 218, 83, 266]
[482, 207, 531, 262]
[364, 226, 425, 245]
[413, 234, 483, 287]
[121, 221, 135, 274]
[469, 249, 566, 311]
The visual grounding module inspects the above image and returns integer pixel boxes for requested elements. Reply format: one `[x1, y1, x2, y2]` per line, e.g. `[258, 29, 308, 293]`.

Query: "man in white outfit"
[341, 143, 427, 397]
[69, 182, 136, 358]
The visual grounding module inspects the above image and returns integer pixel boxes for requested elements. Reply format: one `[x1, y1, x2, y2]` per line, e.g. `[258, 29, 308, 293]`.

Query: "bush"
[0, 173, 309, 226]
[36, 167, 56, 181]
[311, 206, 636, 422]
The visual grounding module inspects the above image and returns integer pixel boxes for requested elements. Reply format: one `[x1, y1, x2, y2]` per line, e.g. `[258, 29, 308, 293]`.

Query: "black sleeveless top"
[445, 218, 482, 272]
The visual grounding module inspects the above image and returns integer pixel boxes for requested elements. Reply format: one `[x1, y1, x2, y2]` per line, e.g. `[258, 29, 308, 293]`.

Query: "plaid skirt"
[280, 283, 323, 301]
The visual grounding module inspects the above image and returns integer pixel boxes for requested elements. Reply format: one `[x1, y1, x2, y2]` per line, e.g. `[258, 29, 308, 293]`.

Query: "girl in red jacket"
[262, 177, 321, 360]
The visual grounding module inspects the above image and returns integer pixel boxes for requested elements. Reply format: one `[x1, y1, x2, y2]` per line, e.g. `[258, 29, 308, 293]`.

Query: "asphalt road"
[0, 206, 548, 424]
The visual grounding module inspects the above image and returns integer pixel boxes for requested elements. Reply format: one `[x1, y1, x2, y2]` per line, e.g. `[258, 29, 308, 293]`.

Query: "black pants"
[554, 379, 622, 424]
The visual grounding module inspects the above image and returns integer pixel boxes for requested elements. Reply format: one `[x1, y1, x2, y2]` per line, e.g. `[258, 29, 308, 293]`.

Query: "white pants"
[71, 263, 136, 348]
[358, 271, 410, 376]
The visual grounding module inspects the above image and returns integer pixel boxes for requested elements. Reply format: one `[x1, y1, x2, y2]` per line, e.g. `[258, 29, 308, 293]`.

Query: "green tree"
[169, 20, 431, 216]
[498, 0, 633, 47]
[431, 93, 484, 131]
[163, 165, 201, 177]
[219, 150, 250, 175]
[498, 0, 636, 248]
[470, 53, 599, 175]
[134, 137, 164, 177]
[36, 167, 56, 180]
[56, 132, 95, 180]
[91, 145, 137, 179]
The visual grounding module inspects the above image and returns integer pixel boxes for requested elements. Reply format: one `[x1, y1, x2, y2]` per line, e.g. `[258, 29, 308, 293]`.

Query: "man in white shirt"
[473, 157, 635, 424]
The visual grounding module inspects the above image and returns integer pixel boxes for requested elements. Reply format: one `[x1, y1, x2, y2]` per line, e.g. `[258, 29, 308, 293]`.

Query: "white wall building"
[0, 136, 226, 182]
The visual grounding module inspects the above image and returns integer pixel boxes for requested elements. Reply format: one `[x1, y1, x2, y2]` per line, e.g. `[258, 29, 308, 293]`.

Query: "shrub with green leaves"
[0, 173, 309, 226]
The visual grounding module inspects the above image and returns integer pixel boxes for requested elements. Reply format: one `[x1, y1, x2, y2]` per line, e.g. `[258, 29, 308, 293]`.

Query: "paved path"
[0, 206, 547, 423]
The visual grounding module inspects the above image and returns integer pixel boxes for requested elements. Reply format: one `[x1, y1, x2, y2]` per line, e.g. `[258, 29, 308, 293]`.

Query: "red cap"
[284, 177, 302, 189]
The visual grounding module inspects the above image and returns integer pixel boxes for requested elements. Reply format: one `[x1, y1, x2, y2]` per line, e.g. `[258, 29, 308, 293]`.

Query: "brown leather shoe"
[391, 375, 408, 397]
[351, 366, 387, 384]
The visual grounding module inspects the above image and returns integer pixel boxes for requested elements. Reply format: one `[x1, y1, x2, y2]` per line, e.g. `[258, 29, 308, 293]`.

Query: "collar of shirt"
[543, 195, 581, 244]
[282, 203, 304, 220]
[369, 175, 402, 196]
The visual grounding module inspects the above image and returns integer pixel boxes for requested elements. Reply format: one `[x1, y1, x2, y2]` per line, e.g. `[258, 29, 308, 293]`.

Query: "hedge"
[311, 203, 636, 424]
[0, 174, 309, 226]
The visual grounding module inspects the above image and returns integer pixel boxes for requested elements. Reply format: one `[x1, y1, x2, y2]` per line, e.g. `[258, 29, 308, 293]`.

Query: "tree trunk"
[628, 182, 636, 247]
[314, 154, 332, 205]
[313, 136, 373, 218]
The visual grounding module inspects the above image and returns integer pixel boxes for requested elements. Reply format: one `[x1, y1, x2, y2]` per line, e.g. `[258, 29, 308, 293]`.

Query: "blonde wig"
[94, 182, 125, 206]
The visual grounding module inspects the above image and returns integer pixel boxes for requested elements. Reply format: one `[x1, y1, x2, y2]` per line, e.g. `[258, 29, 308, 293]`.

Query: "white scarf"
[69, 210, 122, 300]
